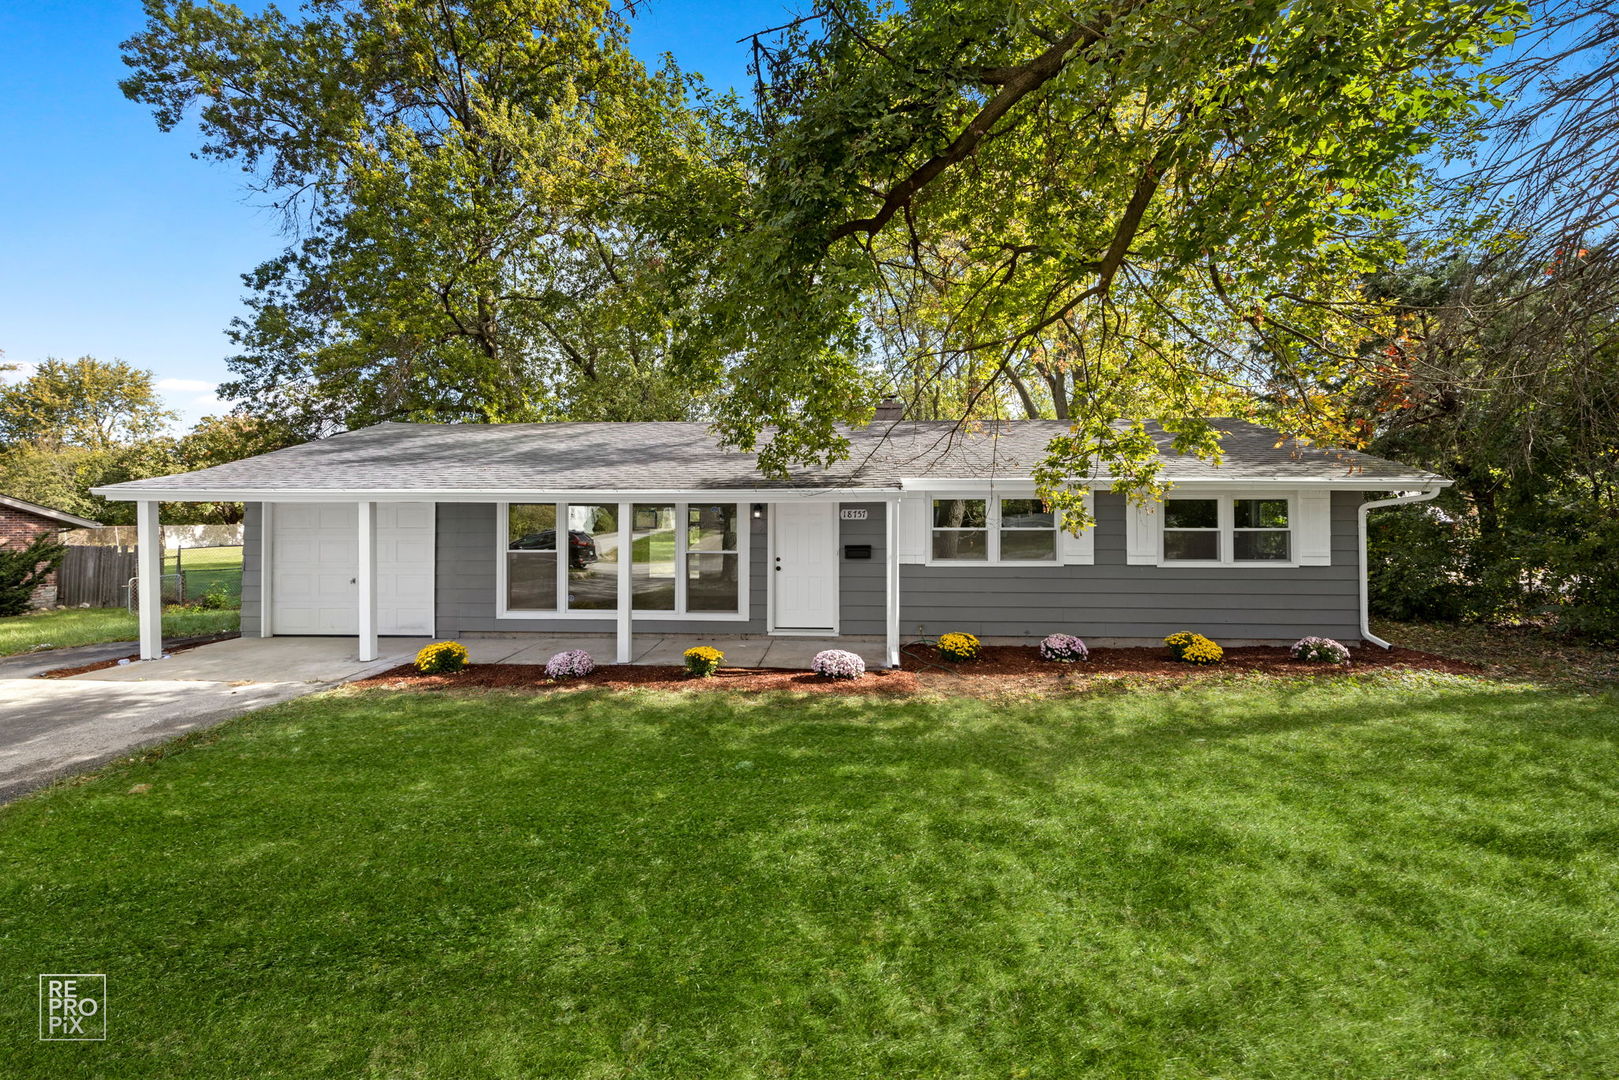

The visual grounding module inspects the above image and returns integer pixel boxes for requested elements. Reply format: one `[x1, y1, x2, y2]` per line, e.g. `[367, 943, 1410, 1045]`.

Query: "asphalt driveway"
[0, 637, 429, 804]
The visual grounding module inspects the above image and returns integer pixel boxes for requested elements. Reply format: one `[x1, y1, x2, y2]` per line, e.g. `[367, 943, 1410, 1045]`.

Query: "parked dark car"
[512, 529, 598, 568]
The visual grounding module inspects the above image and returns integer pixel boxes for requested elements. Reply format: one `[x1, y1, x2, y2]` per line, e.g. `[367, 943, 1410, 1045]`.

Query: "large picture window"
[687, 504, 740, 611]
[930, 496, 1058, 564]
[566, 504, 620, 610]
[506, 503, 559, 610]
[501, 501, 746, 617]
[632, 504, 678, 611]
[1160, 495, 1294, 565]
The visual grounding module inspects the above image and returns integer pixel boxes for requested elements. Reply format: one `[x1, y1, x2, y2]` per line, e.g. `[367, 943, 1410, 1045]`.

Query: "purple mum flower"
[811, 649, 866, 679]
[545, 649, 596, 679]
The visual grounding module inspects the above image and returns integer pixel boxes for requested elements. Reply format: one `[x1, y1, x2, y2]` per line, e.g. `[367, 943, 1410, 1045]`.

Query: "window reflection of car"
[512, 529, 598, 567]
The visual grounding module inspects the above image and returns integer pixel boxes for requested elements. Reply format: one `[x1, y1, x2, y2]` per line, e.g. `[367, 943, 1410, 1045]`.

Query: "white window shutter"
[1296, 489, 1332, 565]
[1057, 491, 1095, 565]
[896, 496, 927, 564]
[1125, 496, 1159, 565]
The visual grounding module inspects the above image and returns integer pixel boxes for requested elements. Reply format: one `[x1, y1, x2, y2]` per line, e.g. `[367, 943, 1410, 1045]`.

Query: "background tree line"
[0, 356, 296, 525]
[10, 0, 1612, 635]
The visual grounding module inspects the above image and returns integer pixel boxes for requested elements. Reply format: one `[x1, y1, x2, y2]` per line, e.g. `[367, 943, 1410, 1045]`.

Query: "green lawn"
[163, 544, 244, 606]
[0, 607, 239, 657]
[2, 677, 1616, 1076]
[630, 531, 677, 564]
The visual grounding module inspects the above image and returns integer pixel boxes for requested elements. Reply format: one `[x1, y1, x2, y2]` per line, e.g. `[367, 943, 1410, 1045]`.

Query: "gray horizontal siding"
[242, 492, 1366, 644]
[435, 502, 768, 636]
[843, 491, 1363, 642]
[838, 502, 888, 634]
[239, 502, 262, 637]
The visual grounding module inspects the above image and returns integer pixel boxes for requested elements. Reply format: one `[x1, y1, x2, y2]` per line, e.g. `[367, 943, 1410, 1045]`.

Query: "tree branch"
[827, 0, 1151, 243]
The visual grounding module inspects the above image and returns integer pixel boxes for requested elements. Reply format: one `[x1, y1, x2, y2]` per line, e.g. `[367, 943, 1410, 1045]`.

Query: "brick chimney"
[872, 396, 905, 422]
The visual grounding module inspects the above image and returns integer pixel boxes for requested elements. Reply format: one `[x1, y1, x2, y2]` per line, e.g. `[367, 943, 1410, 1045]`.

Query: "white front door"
[271, 502, 435, 635]
[772, 502, 838, 631]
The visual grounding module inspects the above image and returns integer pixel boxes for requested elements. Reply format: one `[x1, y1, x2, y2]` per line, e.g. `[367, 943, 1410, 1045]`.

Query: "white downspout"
[885, 496, 901, 669]
[1359, 488, 1441, 649]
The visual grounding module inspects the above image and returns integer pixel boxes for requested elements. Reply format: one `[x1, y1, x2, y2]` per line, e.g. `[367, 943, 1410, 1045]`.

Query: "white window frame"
[1157, 493, 1298, 568]
[495, 500, 750, 620]
[667, 502, 750, 621]
[926, 494, 1061, 566]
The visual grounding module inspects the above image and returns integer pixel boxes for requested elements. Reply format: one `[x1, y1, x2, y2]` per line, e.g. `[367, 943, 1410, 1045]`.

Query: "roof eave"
[91, 474, 1451, 503]
[0, 493, 101, 529]
[87, 485, 907, 503]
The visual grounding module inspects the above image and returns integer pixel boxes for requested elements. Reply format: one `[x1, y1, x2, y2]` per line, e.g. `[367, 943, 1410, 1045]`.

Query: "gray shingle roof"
[94, 419, 1446, 498]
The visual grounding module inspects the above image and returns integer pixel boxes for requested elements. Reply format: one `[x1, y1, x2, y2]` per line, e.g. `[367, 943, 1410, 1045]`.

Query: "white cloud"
[156, 377, 217, 393]
[0, 363, 234, 431]
[0, 360, 38, 384]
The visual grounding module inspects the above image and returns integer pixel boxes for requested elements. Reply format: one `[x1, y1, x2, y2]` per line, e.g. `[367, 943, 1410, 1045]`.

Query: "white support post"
[357, 500, 378, 663]
[616, 501, 633, 664]
[136, 499, 163, 661]
[258, 502, 275, 638]
[885, 497, 901, 668]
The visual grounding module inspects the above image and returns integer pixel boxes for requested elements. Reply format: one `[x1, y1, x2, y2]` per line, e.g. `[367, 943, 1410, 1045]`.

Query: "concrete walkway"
[455, 633, 891, 671]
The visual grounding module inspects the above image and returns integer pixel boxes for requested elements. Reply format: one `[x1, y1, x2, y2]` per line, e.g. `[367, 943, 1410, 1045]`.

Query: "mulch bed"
[353, 663, 921, 695]
[37, 633, 241, 680]
[901, 644, 1479, 678]
[351, 643, 1476, 696]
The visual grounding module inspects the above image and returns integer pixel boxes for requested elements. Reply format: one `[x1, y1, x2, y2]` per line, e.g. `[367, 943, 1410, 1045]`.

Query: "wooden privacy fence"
[58, 545, 138, 608]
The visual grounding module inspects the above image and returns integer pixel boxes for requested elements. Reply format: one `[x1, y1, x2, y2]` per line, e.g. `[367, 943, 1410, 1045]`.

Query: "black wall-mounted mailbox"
[844, 544, 872, 560]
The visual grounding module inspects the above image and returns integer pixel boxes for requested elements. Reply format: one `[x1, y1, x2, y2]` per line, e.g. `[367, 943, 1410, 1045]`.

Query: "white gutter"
[1359, 488, 1443, 649]
[899, 476, 1449, 492]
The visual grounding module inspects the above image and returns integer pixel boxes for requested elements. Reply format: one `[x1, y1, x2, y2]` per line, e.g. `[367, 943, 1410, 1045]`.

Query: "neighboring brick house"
[0, 494, 101, 609]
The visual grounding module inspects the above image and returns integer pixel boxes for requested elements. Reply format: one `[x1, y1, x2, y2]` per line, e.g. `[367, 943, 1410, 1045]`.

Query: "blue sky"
[0, 0, 794, 427]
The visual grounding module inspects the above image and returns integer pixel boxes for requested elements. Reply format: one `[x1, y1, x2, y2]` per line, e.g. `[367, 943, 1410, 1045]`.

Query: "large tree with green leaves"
[0, 357, 179, 526]
[122, 0, 720, 434]
[0, 356, 175, 449]
[686, 0, 1523, 511]
[1359, 242, 1619, 639]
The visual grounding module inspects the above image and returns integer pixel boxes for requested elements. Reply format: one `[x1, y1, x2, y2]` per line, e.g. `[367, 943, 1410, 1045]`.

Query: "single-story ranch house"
[93, 418, 1448, 667]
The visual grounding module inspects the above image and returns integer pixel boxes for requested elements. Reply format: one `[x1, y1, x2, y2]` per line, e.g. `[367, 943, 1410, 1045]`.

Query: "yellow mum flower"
[415, 640, 469, 675]
[937, 632, 981, 661]
[683, 645, 724, 677]
[1163, 631, 1197, 657]
[1173, 634, 1224, 665]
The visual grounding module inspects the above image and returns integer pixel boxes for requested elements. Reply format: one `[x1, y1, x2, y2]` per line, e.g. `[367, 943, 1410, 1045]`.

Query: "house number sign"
[839, 509, 868, 521]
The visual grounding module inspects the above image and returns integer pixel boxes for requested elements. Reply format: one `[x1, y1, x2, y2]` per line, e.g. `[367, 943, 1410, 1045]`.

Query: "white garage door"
[270, 503, 435, 636]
